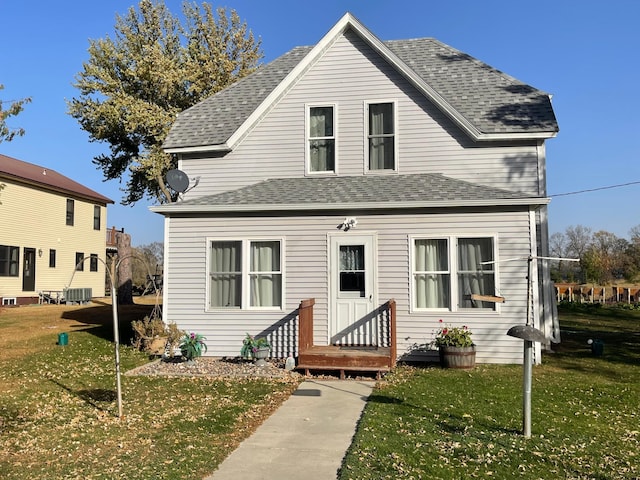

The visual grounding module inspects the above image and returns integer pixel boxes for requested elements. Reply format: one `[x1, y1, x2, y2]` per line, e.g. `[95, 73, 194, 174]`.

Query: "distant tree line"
[549, 225, 640, 284]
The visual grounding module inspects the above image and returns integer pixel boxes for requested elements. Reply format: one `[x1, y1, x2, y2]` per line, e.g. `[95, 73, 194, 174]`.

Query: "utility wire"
[550, 180, 640, 198]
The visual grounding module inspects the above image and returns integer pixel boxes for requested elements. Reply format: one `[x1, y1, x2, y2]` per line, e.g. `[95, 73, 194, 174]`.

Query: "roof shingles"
[163, 26, 557, 151]
[167, 173, 538, 212]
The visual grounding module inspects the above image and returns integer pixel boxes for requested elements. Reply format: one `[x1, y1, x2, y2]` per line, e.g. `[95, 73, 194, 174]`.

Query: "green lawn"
[340, 304, 640, 479]
[0, 302, 298, 480]
[2, 302, 639, 479]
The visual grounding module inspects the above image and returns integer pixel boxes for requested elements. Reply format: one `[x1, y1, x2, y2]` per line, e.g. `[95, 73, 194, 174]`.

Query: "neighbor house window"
[367, 102, 395, 170]
[209, 239, 282, 309]
[75, 252, 84, 271]
[90, 254, 98, 272]
[0, 245, 19, 277]
[308, 105, 335, 173]
[66, 199, 75, 226]
[93, 206, 101, 230]
[49, 249, 56, 268]
[413, 236, 496, 311]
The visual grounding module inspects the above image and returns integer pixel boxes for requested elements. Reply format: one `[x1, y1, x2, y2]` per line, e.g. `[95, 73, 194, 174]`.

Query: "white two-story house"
[152, 13, 559, 368]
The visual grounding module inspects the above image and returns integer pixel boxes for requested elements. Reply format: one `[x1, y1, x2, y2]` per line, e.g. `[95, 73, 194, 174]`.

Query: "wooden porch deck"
[295, 298, 397, 379]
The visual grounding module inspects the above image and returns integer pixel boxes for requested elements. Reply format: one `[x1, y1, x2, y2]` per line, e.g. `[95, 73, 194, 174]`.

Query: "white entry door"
[330, 234, 376, 345]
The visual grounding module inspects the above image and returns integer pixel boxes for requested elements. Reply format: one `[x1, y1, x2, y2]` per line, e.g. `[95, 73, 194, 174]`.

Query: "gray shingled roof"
[386, 38, 558, 135]
[164, 46, 312, 150]
[164, 30, 558, 150]
[153, 173, 544, 213]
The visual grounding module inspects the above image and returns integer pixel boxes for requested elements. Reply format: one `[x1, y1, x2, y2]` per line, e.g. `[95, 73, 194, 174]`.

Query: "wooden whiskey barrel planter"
[439, 346, 476, 369]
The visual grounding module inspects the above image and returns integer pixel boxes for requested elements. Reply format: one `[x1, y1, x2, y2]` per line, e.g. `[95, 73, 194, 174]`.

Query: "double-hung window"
[75, 252, 84, 271]
[413, 236, 496, 311]
[308, 105, 335, 173]
[0, 245, 19, 277]
[367, 102, 395, 170]
[66, 199, 75, 226]
[209, 239, 282, 309]
[93, 206, 101, 230]
[90, 254, 99, 272]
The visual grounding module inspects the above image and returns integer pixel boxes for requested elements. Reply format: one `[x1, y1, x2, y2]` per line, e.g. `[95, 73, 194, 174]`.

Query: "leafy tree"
[0, 84, 31, 143]
[68, 0, 262, 205]
[131, 242, 164, 289]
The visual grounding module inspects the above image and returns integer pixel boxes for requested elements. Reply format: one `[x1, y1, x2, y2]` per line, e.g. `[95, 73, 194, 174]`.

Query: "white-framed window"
[412, 235, 497, 311]
[208, 239, 283, 309]
[307, 104, 336, 173]
[366, 101, 396, 171]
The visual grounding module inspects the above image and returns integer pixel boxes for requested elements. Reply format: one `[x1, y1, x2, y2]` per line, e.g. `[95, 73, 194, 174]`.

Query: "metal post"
[110, 261, 123, 418]
[523, 339, 533, 438]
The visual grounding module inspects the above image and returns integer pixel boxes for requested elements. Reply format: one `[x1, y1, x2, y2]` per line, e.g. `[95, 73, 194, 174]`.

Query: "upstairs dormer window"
[367, 102, 396, 171]
[308, 105, 335, 173]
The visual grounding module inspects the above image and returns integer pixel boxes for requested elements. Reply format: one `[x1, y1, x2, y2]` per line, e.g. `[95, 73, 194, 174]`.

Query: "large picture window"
[0, 245, 19, 277]
[413, 236, 496, 311]
[209, 239, 282, 309]
[308, 105, 335, 173]
[367, 102, 395, 170]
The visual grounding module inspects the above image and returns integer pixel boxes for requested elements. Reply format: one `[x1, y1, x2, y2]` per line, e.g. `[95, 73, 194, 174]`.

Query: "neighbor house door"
[329, 234, 377, 345]
[22, 247, 36, 292]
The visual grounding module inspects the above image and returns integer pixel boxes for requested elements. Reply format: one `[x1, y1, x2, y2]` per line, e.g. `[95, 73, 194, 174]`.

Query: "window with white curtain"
[413, 236, 496, 311]
[367, 102, 395, 170]
[250, 241, 282, 307]
[308, 105, 335, 173]
[209, 239, 282, 309]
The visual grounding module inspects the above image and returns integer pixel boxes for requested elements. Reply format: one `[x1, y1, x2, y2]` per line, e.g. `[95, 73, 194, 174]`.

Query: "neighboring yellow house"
[0, 154, 113, 305]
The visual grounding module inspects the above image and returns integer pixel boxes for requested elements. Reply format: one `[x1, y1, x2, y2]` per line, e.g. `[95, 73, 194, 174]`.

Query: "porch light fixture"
[38, 249, 43, 257]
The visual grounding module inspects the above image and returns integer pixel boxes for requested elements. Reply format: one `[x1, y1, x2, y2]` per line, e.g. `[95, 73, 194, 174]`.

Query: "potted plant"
[434, 319, 476, 369]
[179, 332, 207, 362]
[240, 333, 271, 366]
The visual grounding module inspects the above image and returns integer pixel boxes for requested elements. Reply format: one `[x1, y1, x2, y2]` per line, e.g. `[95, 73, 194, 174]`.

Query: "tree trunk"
[116, 231, 134, 305]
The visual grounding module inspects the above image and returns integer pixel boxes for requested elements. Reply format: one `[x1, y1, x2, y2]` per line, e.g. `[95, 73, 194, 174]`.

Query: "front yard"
[0, 300, 298, 479]
[1, 300, 638, 479]
[340, 304, 640, 479]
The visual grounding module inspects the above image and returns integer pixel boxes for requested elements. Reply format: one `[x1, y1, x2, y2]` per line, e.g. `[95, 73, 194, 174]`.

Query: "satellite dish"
[166, 169, 189, 193]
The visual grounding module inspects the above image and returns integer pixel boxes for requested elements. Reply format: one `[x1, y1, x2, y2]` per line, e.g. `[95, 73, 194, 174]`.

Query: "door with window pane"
[22, 247, 36, 291]
[330, 235, 376, 345]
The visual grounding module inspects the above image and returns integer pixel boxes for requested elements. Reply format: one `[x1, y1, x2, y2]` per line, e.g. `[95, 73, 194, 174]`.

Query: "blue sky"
[2, 0, 639, 246]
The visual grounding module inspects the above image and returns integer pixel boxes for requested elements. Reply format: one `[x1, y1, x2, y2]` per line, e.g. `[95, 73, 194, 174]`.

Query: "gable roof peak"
[163, 14, 558, 153]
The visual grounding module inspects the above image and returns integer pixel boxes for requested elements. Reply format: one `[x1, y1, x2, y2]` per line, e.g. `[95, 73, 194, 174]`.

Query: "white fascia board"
[224, 13, 357, 150]
[164, 143, 231, 154]
[150, 197, 550, 214]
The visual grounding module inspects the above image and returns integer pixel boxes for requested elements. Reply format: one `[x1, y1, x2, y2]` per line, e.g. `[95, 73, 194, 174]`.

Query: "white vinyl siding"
[179, 29, 542, 200]
[164, 209, 533, 364]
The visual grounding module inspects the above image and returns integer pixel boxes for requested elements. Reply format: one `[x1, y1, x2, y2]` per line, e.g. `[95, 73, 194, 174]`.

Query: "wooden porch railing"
[297, 298, 397, 370]
[106, 226, 124, 249]
[298, 298, 315, 352]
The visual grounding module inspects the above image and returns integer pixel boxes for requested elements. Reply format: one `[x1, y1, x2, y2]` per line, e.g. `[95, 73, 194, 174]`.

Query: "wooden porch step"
[296, 345, 392, 379]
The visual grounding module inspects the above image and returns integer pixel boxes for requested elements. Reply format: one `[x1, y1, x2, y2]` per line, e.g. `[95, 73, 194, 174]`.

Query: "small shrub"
[132, 315, 183, 355]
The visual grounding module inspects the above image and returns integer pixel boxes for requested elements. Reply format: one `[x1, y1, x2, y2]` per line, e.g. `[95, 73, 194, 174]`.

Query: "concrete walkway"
[204, 379, 375, 480]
